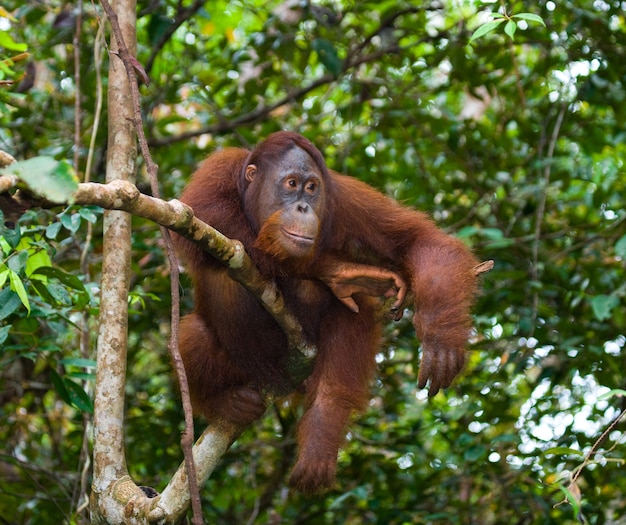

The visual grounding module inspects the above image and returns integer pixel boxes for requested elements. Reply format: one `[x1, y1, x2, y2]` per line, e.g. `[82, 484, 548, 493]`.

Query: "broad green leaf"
[32, 266, 86, 292]
[481, 228, 505, 240]
[26, 249, 52, 280]
[50, 368, 72, 406]
[0, 324, 10, 344]
[45, 221, 62, 239]
[512, 13, 546, 26]
[544, 447, 584, 456]
[456, 226, 479, 239]
[615, 234, 626, 259]
[60, 212, 82, 233]
[16, 236, 52, 279]
[590, 294, 619, 321]
[61, 357, 97, 369]
[65, 379, 94, 413]
[468, 19, 505, 44]
[464, 445, 487, 462]
[504, 20, 517, 40]
[0, 264, 7, 288]
[0, 31, 28, 52]
[598, 389, 626, 401]
[147, 14, 175, 47]
[0, 287, 21, 320]
[45, 282, 71, 306]
[7, 249, 27, 273]
[9, 269, 29, 313]
[480, 228, 514, 249]
[558, 483, 582, 517]
[79, 206, 102, 224]
[1, 156, 78, 203]
[30, 279, 56, 304]
[0, 235, 9, 255]
[312, 38, 342, 76]
[1, 226, 21, 249]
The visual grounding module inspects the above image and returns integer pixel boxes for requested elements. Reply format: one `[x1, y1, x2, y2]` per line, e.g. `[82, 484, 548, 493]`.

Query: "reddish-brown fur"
[173, 132, 479, 493]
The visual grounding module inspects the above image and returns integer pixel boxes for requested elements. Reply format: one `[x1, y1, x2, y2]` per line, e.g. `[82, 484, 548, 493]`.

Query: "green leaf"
[65, 379, 94, 413]
[504, 20, 517, 40]
[1, 229, 21, 249]
[598, 389, 626, 401]
[7, 249, 28, 273]
[0, 220, 21, 248]
[615, 234, 626, 259]
[544, 447, 584, 457]
[558, 484, 582, 517]
[468, 19, 505, 44]
[512, 13, 546, 26]
[32, 266, 86, 292]
[50, 368, 72, 406]
[50, 370, 93, 412]
[481, 228, 505, 240]
[8, 269, 30, 313]
[30, 279, 56, 304]
[147, 14, 175, 46]
[0, 324, 10, 344]
[0, 156, 78, 203]
[456, 226, 479, 239]
[61, 212, 82, 233]
[464, 445, 487, 462]
[26, 249, 52, 280]
[68, 372, 96, 381]
[0, 31, 28, 52]
[0, 287, 21, 320]
[45, 222, 62, 240]
[479, 228, 514, 249]
[61, 357, 97, 369]
[16, 236, 52, 279]
[311, 38, 342, 76]
[0, 265, 7, 289]
[79, 206, 102, 224]
[590, 294, 619, 321]
[45, 282, 71, 305]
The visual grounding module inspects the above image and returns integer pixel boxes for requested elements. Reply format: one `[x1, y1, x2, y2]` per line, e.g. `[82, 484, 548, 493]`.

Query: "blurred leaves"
[1, 157, 78, 203]
[590, 294, 620, 322]
[312, 38, 342, 76]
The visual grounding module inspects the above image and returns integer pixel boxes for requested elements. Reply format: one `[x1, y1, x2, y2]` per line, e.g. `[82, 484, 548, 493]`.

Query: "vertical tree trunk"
[90, 0, 139, 521]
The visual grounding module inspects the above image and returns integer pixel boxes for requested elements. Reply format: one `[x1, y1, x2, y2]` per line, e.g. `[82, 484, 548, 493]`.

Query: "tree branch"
[90, 0, 138, 521]
[99, 0, 204, 519]
[71, 179, 316, 361]
[0, 173, 316, 366]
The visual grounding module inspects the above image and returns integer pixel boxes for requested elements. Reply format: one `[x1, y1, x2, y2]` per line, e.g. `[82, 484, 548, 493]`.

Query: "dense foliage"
[1, 0, 625, 523]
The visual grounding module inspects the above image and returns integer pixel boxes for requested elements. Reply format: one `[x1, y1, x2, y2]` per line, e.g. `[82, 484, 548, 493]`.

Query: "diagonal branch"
[70, 180, 316, 362]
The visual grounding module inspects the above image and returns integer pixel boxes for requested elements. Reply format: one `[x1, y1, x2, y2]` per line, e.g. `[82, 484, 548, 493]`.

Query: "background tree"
[0, 0, 625, 523]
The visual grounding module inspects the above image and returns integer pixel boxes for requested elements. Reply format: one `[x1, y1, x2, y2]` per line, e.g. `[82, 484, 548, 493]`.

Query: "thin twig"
[70, 2, 94, 521]
[529, 102, 567, 337]
[571, 409, 626, 484]
[73, 0, 83, 174]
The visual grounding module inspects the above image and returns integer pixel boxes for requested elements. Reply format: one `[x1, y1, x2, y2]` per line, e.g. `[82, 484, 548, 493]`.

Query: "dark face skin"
[245, 146, 326, 258]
